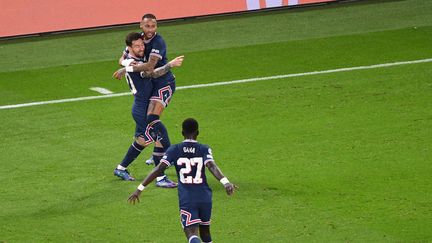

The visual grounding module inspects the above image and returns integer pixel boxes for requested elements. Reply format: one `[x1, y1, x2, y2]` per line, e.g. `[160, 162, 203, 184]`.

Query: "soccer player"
[113, 32, 184, 183]
[128, 118, 237, 243]
[113, 14, 178, 187]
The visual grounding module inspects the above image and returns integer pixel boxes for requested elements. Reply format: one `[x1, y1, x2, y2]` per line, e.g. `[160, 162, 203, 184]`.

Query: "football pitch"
[1, 0, 432, 242]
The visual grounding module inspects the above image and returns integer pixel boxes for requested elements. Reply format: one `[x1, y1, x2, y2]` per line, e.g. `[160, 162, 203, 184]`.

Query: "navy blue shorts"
[179, 202, 212, 228]
[150, 78, 176, 107]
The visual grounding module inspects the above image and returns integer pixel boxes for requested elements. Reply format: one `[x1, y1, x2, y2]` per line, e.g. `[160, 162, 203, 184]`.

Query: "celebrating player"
[113, 13, 179, 188]
[128, 118, 237, 243]
[113, 32, 183, 184]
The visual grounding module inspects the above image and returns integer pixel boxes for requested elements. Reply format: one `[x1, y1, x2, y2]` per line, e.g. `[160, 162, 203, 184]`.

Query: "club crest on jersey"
[183, 147, 195, 153]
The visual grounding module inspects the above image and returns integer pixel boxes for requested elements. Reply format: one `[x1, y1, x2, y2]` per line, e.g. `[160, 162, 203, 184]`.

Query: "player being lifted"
[113, 13, 179, 188]
[113, 32, 184, 187]
[128, 118, 237, 243]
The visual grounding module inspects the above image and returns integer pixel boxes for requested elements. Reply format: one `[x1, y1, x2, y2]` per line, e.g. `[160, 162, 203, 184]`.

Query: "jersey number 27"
[177, 157, 203, 184]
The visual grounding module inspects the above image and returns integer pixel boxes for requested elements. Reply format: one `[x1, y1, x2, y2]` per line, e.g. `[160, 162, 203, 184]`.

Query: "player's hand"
[129, 61, 138, 66]
[113, 68, 126, 80]
[224, 183, 237, 196]
[127, 190, 142, 205]
[168, 55, 184, 68]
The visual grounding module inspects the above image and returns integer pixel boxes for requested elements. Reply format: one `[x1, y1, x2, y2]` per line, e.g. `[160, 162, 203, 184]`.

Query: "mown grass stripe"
[1, 57, 431, 110]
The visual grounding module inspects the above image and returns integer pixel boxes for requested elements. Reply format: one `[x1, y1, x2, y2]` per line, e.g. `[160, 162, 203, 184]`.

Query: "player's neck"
[183, 137, 197, 142]
[143, 32, 157, 42]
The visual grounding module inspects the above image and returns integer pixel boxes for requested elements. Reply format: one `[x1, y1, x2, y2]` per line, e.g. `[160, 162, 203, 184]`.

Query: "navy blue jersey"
[123, 32, 174, 83]
[161, 140, 214, 206]
[124, 55, 152, 104]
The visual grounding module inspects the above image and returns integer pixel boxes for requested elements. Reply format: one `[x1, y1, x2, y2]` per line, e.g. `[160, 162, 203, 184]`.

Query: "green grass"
[0, 0, 432, 73]
[1, 26, 432, 106]
[1, 0, 432, 242]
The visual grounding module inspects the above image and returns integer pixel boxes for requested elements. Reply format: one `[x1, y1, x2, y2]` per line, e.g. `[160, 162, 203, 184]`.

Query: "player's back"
[161, 140, 214, 206]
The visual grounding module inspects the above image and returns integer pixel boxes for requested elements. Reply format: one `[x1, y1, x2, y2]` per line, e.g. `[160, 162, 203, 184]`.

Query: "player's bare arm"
[113, 55, 160, 80]
[127, 163, 168, 204]
[141, 55, 184, 78]
[206, 161, 237, 195]
[135, 54, 159, 72]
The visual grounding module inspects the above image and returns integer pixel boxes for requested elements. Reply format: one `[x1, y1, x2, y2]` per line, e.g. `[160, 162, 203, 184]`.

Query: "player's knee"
[146, 114, 160, 124]
[135, 136, 147, 147]
[184, 225, 200, 242]
[184, 225, 199, 236]
[155, 141, 163, 148]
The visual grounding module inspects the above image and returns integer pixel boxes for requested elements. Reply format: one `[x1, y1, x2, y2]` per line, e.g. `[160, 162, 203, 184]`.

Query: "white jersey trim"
[160, 159, 171, 167]
[204, 159, 214, 165]
[149, 52, 162, 60]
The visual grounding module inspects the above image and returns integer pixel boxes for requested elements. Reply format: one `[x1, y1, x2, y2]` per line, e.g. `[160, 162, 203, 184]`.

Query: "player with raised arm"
[128, 118, 237, 243]
[114, 14, 179, 188]
[113, 32, 183, 182]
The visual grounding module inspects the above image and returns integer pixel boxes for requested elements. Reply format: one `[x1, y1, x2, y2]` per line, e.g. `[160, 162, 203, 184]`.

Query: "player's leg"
[146, 100, 170, 149]
[153, 142, 177, 188]
[152, 143, 165, 168]
[113, 136, 146, 181]
[198, 202, 212, 243]
[184, 226, 201, 243]
[114, 102, 151, 180]
[145, 142, 165, 165]
[199, 225, 211, 243]
[146, 81, 175, 150]
[144, 141, 176, 187]
[147, 82, 177, 187]
[180, 207, 202, 243]
[148, 105, 176, 187]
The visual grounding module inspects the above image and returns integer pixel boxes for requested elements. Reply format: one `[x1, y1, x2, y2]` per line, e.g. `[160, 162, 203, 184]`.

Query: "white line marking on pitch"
[89, 87, 114, 94]
[1, 58, 432, 110]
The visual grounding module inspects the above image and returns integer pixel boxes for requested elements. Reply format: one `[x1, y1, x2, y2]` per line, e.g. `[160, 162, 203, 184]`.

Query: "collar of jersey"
[183, 139, 198, 143]
[143, 32, 157, 44]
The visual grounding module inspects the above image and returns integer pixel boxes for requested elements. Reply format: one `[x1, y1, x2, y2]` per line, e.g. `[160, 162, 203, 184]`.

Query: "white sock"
[116, 165, 127, 170]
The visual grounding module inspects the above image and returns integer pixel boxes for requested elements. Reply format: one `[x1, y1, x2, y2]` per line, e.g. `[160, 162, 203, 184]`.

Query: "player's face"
[140, 18, 157, 40]
[130, 39, 145, 58]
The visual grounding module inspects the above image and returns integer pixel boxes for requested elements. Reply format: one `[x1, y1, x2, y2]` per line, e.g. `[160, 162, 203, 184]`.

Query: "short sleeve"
[203, 146, 214, 165]
[149, 37, 166, 60]
[160, 146, 176, 167]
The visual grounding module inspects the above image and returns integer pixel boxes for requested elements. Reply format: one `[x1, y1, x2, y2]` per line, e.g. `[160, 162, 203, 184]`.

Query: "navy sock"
[201, 236, 212, 243]
[147, 114, 171, 149]
[120, 141, 144, 168]
[153, 147, 165, 166]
